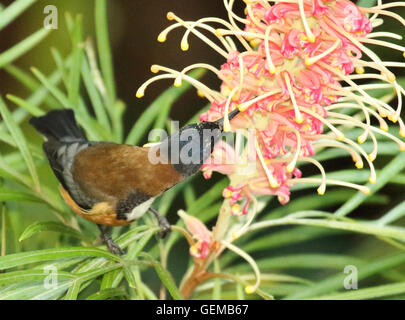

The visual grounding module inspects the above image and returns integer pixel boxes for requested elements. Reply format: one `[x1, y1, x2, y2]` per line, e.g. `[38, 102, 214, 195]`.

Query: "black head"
[152, 108, 240, 177]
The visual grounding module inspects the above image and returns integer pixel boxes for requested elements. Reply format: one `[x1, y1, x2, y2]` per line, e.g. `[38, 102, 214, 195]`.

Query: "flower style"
[138, 0, 405, 218]
[178, 210, 213, 259]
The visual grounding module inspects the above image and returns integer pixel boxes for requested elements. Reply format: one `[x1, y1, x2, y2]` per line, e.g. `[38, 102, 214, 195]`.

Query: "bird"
[29, 108, 240, 254]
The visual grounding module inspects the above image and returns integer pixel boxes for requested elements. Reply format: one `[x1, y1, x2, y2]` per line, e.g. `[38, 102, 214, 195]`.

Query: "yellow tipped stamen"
[357, 132, 367, 144]
[305, 40, 341, 66]
[238, 89, 281, 112]
[355, 161, 364, 169]
[325, 17, 395, 83]
[167, 12, 229, 58]
[221, 240, 261, 295]
[149, 65, 224, 102]
[233, 195, 259, 240]
[288, 178, 371, 195]
[302, 157, 327, 196]
[187, 16, 252, 52]
[246, 2, 264, 29]
[181, 40, 189, 51]
[255, 137, 279, 188]
[368, 152, 377, 162]
[296, 106, 346, 141]
[393, 83, 403, 122]
[334, 116, 405, 152]
[367, 31, 402, 40]
[157, 33, 167, 42]
[298, 0, 316, 42]
[341, 136, 377, 186]
[326, 103, 389, 132]
[264, 25, 277, 74]
[400, 126, 405, 138]
[322, 64, 393, 116]
[150, 65, 159, 73]
[223, 87, 239, 132]
[355, 66, 365, 74]
[359, 38, 405, 55]
[224, 0, 250, 26]
[314, 141, 363, 167]
[231, 203, 240, 215]
[197, 89, 205, 98]
[190, 245, 199, 255]
[361, 7, 405, 28]
[136, 89, 144, 98]
[174, 77, 182, 87]
[284, 73, 304, 124]
[237, 54, 245, 98]
[245, 286, 255, 294]
[136, 74, 178, 98]
[167, 11, 176, 20]
[285, 128, 301, 173]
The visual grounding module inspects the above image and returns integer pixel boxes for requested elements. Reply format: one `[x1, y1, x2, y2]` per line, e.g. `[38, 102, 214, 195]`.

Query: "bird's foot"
[157, 220, 172, 239]
[98, 225, 125, 255]
[149, 207, 172, 239]
[105, 238, 125, 256]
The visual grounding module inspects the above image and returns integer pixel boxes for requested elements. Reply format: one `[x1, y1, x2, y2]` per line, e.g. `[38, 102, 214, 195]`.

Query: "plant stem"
[180, 199, 232, 298]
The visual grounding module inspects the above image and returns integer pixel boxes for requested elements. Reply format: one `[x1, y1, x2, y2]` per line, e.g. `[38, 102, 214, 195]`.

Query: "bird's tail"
[29, 109, 87, 142]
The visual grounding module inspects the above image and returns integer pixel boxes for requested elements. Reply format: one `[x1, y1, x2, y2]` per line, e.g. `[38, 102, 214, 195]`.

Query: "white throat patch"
[126, 197, 155, 221]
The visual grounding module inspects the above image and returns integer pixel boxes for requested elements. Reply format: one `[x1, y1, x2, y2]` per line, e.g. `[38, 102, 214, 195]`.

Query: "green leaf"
[0, 96, 40, 189]
[67, 15, 83, 107]
[0, 281, 72, 300]
[95, 0, 116, 103]
[19, 221, 89, 242]
[153, 261, 184, 300]
[100, 268, 124, 290]
[6, 94, 44, 117]
[0, 188, 41, 203]
[86, 288, 126, 300]
[30, 67, 100, 140]
[0, 269, 76, 286]
[377, 201, 405, 226]
[248, 211, 405, 243]
[314, 282, 405, 300]
[229, 254, 364, 272]
[0, 0, 36, 31]
[356, 0, 377, 8]
[0, 28, 50, 68]
[285, 252, 405, 299]
[64, 280, 81, 300]
[0, 247, 120, 270]
[335, 153, 405, 217]
[81, 47, 110, 131]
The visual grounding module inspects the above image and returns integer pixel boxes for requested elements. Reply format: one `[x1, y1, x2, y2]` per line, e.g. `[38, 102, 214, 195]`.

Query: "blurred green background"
[0, 0, 404, 300]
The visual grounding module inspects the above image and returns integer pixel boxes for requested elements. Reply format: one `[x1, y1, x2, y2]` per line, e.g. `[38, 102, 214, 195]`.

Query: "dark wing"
[44, 139, 96, 209]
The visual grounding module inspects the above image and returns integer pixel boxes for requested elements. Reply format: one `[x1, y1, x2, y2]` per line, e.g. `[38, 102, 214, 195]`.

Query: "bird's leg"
[149, 207, 171, 238]
[97, 225, 124, 255]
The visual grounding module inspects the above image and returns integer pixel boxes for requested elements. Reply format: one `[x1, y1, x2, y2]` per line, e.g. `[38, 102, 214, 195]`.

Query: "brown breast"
[70, 143, 184, 205]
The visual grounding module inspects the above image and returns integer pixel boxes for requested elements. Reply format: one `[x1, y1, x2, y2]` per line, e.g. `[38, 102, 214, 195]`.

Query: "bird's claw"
[106, 238, 125, 255]
[157, 224, 172, 239]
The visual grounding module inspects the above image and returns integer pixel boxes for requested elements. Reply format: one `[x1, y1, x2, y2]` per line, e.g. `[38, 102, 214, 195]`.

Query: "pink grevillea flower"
[178, 210, 213, 259]
[138, 0, 405, 216]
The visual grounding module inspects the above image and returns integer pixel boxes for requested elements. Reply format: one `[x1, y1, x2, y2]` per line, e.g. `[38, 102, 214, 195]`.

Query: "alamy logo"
[43, 265, 58, 289]
[343, 265, 358, 290]
[43, 5, 58, 30]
